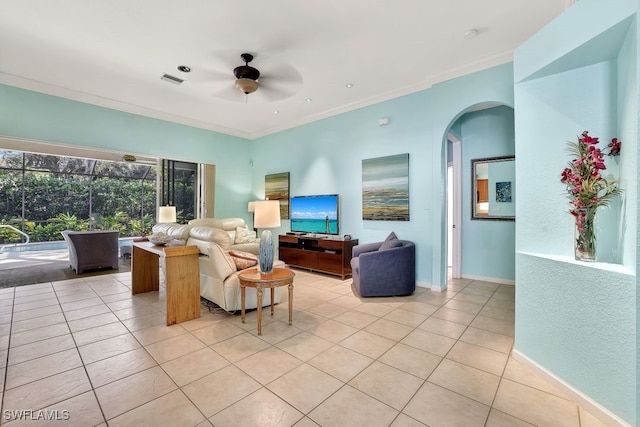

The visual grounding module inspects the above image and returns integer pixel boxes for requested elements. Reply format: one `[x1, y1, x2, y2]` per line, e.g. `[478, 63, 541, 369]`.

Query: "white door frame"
[448, 134, 462, 278]
[197, 164, 215, 218]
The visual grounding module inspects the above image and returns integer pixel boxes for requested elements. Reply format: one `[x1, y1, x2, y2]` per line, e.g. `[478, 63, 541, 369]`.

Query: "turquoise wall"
[514, 0, 638, 424]
[458, 106, 515, 282]
[252, 64, 515, 287]
[516, 254, 636, 423]
[0, 63, 516, 288]
[0, 84, 253, 220]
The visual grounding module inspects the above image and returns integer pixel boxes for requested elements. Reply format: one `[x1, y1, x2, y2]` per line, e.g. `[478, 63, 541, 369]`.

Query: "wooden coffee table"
[238, 267, 295, 335]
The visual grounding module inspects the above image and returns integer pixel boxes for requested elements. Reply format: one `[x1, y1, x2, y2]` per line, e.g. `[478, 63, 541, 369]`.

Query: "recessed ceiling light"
[346, 83, 354, 88]
[305, 98, 312, 102]
[177, 65, 191, 73]
[274, 110, 279, 114]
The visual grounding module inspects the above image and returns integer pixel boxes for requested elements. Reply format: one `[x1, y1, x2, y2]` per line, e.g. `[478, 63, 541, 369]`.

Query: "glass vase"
[574, 208, 596, 262]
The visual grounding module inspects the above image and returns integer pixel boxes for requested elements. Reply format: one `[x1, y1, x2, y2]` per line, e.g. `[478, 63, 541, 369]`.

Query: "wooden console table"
[131, 241, 200, 326]
[238, 267, 295, 336]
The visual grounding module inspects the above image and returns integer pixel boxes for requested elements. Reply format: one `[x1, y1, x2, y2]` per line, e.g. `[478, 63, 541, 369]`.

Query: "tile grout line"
[280, 279, 487, 425]
[0, 286, 17, 426]
[7, 276, 451, 422]
[54, 281, 111, 426]
[68, 276, 209, 424]
[1, 272, 593, 426]
[106, 276, 215, 425]
[388, 279, 499, 425]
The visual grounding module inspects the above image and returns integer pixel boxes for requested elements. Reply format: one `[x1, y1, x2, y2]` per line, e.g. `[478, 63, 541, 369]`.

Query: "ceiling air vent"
[161, 73, 184, 85]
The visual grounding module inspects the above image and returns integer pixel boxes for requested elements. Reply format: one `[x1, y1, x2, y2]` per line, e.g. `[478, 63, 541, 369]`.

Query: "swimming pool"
[0, 238, 135, 253]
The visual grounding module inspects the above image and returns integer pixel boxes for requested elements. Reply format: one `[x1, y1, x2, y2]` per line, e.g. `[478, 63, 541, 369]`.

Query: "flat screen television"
[290, 194, 339, 235]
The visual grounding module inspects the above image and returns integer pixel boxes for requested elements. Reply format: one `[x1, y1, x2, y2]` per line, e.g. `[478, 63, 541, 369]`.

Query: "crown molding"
[0, 72, 252, 140]
[2, 48, 515, 141]
[0, 135, 158, 164]
[248, 49, 515, 140]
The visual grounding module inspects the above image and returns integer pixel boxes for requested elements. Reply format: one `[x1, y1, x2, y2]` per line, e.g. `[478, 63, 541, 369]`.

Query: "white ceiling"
[0, 1, 571, 140]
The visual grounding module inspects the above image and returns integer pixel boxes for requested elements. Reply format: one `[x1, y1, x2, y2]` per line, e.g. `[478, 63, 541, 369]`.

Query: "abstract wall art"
[362, 153, 409, 221]
[496, 181, 512, 203]
[265, 172, 290, 219]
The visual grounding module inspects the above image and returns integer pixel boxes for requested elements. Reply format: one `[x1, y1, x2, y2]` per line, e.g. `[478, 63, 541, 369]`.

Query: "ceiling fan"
[196, 52, 303, 103]
[233, 53, 260, 95]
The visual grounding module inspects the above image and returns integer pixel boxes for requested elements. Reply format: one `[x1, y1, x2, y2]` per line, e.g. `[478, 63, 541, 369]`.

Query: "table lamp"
[247, 201, 256, 232]
[253, 200, 281, 273]
[158, 206, 177, 223]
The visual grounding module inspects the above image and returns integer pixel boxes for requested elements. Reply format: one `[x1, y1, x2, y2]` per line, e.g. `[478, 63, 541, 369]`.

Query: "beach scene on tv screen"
[291, 195, 338, 234]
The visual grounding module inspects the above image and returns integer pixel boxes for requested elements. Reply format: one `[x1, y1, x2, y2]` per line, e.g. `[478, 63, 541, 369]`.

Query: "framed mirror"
[471, 156, 515, 221]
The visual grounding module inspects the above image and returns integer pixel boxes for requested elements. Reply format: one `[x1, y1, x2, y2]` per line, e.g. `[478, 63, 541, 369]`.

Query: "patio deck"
[0, 249, 130, 288]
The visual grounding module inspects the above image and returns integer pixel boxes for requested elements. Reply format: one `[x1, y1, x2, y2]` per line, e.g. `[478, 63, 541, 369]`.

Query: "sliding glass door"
[0, 150, 156, 243]
[159, 160, 197, 223]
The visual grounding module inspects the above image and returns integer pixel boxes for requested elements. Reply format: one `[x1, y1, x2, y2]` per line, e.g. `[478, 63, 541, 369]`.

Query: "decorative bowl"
[148, 232, 172, 246]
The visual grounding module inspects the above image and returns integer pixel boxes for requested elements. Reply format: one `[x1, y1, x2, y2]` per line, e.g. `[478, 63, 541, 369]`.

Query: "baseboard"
[462, 274, 515, 285]
[429, 282, 447, 292]
[511, 349, 631, 427]
[418, 275, 513, 291]
[416, 280, 430, 290]
[415, 280, 448, 292]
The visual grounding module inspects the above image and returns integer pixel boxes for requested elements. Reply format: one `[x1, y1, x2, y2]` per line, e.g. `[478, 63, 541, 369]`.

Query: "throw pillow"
[234, 226, 256, 244]
[379, 232, 402, 251]
[228, 250, 258, 270]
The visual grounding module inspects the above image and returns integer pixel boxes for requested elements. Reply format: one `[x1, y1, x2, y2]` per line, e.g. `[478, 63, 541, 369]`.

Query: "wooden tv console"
[278, 234, 358, 279]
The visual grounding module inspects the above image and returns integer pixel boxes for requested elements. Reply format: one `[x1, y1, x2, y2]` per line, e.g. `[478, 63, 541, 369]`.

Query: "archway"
[441, 102, 516, 286]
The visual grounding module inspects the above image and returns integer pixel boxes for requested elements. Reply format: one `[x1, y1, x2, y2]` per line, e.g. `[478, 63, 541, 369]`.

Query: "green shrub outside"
[0, 172, 156, 244]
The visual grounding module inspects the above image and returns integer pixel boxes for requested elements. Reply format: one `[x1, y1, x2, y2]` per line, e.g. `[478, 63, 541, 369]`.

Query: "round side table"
[238, 267, 295, 335]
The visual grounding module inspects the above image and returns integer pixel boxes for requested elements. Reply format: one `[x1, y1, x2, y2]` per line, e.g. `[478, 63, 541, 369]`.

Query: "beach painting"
[265, 172, 290, 219]
[362, 153, 409, 221]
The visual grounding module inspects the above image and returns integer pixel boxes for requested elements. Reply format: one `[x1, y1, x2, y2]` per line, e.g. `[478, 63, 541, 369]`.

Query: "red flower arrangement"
[560, 131, 621, 260]
[607, 137, 621, 156]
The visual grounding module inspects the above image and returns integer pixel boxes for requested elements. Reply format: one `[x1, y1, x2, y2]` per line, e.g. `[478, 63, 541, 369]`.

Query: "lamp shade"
[158, 206, 177, 223]
[253, 200, 281, 229]
[247, 201, 256, 213]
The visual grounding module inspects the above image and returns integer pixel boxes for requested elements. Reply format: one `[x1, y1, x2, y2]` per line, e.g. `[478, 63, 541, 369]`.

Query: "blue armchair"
[350, 239, 415, 297]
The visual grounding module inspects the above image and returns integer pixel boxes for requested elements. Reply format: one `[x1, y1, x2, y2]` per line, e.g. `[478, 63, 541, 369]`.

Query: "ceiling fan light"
[235, 78, 259, 94]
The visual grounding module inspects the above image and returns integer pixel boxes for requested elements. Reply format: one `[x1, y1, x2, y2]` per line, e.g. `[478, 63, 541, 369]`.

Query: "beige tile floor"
[0, 268, 609, 426]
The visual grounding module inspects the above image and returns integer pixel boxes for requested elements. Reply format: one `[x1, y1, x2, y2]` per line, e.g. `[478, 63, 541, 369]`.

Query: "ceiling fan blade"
[253, 60, 303, 102]
[261, 62, 303, 85]
[213, 84, 248, 103]
[187, 67, 231, 84]
[256, 81, 298, 102]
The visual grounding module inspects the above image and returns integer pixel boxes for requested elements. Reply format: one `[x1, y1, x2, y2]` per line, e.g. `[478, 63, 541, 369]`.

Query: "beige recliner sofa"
[151, 217, 260, 254]
[187, 218, 260, 254]
[150, 218, 282, 312]
[191, 235, 285, 312]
